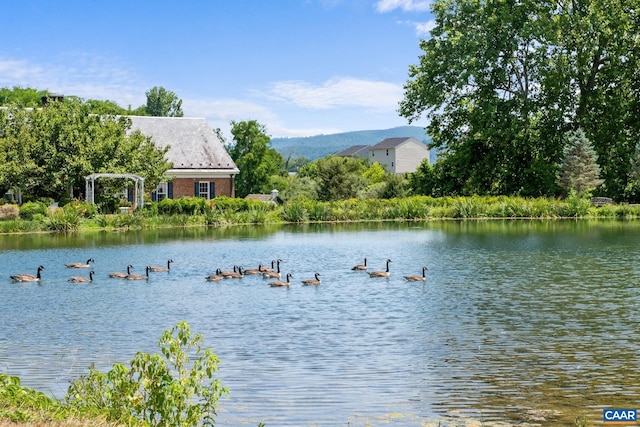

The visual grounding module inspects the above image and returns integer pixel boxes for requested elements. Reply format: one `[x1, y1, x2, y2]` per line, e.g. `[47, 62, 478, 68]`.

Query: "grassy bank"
[1, 195, 639, 234]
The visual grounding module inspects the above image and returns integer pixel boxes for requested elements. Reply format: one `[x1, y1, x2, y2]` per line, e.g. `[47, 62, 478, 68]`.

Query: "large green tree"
[298, 156, 368, 201]
[227, 120, 284, 198]
[400, 0, 639, 199]
[145, 86, 183, 117]
[0, 99, 171, 202]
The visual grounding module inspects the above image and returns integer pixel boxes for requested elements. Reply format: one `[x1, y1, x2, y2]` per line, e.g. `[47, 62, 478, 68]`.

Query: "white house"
[368, 137, 429, 174]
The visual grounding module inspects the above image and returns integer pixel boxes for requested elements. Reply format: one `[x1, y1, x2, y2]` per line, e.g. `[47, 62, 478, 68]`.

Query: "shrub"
[66, 321, 228, 427]
[281, 202, 309, 223]
[45, 208, 81, 232]
[0, 204, 19, 220]
[64, 200, 99, 218]
[19, 201, 47, 220]
[158, 198, 181, 215]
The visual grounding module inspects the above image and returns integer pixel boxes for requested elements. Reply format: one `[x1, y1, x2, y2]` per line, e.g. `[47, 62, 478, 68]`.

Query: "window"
[156, 182, 168, 201]
[386, 149, 389, 156]
[198, 181, 210, 199]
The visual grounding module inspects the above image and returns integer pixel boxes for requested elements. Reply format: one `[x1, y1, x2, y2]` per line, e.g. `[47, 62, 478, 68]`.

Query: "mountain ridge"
[270, 126, 429, 160]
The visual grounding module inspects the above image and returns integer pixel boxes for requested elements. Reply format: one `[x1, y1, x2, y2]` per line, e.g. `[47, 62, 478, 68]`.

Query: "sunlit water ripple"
[1, 220, 639, 426]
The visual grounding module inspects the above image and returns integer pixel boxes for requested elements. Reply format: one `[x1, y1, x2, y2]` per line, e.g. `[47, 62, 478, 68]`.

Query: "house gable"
[368, 137, 429, 174]
[127, 116, 239, 198]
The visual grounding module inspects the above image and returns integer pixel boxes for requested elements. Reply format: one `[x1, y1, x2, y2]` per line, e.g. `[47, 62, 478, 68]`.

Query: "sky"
[0, 0, 435, 138]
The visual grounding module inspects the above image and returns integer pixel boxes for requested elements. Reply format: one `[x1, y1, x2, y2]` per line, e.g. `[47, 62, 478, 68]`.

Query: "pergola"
[85, 173, 145, 209]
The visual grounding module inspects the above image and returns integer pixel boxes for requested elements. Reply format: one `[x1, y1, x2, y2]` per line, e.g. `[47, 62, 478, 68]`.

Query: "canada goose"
[404, 267, 428, 282]
[68, 271, 94, 283]
[261, 259, 276, 272]
[65, 258, 95, 268]
[10, 265, 45, 282]
[243, 264, 265, 275]
[351, 258, 367, 271]
[206, 269, 223, 282]
[369, 259, 392, 278]
[109, 265, 133, 278]
[149, 259, 173, 272]
[125, 266, 151, 280]
[262, 259, 282, 279]
[219, 265, 238, 277]
[261, 258, 282, 273]
[222, 266, 244, 279]
[301, 273, 321, 286]
[269, 273, 292, 287]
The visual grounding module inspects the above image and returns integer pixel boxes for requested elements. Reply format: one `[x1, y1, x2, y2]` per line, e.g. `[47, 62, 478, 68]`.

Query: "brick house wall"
[171, 177, 234, 198]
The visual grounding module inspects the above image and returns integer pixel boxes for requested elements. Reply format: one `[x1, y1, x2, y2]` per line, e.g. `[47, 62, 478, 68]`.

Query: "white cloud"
[263, 77, 403, 110]
[0, 54, 145, 108]
[415, 19, 436, 36]
[374, 0, 431, 13]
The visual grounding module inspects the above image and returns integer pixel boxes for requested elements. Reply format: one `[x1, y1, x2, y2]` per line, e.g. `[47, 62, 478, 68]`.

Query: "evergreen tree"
[557, 129, 603, 197]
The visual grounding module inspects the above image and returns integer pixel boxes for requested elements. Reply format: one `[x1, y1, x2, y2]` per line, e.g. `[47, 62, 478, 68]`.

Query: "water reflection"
[1, 220, 639, 426]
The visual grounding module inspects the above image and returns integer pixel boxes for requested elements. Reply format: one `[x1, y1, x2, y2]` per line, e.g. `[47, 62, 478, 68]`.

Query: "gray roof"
[127, 116, 237, 170]
[369, 137, 422, 150]
[333, 145, 369, 157]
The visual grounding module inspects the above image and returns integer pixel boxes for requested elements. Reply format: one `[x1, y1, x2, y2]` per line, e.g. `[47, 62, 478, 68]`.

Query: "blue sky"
[0, 0, 434, 138]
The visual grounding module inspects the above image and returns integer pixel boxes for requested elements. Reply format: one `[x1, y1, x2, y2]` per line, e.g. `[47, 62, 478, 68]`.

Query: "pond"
[1, 220, 639, 426]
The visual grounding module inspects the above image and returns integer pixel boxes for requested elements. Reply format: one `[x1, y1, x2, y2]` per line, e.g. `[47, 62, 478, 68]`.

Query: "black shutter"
[209, 181, 215, 199]
[194, 181, 199, 197]
[168, 182, 173, 199]
[152, 191, 157, 202]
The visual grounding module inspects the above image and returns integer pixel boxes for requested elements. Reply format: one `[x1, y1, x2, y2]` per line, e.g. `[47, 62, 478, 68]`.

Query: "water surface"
[1, 220, 639, 426]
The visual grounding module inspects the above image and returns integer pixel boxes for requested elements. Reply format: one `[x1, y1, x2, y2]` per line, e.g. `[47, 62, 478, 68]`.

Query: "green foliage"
[0, 86, 48, 108]
[45, 207, 82, 232]
[382, 174, 408, 199]
[557, 129, 603, 197]
[228, 120, 285, 198]
[64, 199, 99, 218]
[312, 156, 368, 201]
[209, 195, 271, 212]
[409, 159, 437, 196]
[66, 321, 228, 427]
[145, 86, 183, 117]
[399, 0, 639, 199]
[19, 201, 48, 220]
[156, 197, 212, 216]
[0, 99, 172, 203]
[0, 373, 65, 422]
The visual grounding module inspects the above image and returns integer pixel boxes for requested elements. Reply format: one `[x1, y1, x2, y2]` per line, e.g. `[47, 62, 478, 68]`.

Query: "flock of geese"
[9, 257, 429, 286]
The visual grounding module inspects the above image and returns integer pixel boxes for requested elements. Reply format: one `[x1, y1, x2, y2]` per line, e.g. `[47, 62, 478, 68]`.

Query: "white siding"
[369, 139, 429, 174]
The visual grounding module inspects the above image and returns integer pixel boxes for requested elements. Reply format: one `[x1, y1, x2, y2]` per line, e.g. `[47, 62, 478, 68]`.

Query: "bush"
[19, 201, 47, 220]
[45, 208, 81, 232]
[64, 200, 99, 218]
[0, 204, 19, 220]
[66, 321, 228, 427]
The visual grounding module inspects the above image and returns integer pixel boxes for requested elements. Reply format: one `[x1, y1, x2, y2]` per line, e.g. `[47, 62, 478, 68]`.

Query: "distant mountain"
[270, 126, 429, 161]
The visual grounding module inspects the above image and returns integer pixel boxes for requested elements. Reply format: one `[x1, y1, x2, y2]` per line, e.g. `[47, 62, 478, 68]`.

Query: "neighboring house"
[333, 145, 369, 158]
[368, 137, 429, 174]
[127, 116, 239, 201]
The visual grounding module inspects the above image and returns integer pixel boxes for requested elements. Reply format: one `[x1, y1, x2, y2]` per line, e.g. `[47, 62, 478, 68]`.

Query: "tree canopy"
[227, 120, 284, 198]
[400, 0, 640, 200]
[0, 99, 171, 203]
[145, 86, 184, 117]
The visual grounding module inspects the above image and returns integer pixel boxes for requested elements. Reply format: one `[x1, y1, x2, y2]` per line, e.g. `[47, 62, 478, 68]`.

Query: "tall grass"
[2, 196, 640, 235]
